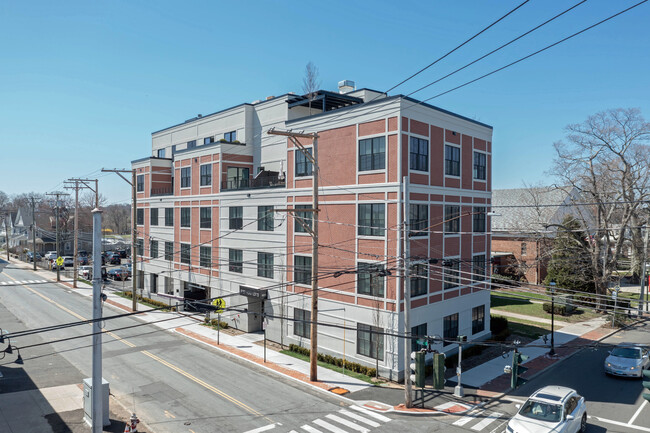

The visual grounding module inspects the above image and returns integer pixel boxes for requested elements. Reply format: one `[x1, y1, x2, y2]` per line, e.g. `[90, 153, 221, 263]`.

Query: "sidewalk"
[2, 258, 624, 418]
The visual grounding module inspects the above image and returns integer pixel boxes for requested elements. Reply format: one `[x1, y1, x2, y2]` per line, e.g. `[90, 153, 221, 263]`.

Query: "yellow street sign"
[55, 257, 64, 266]
[211, 297, 225, 313]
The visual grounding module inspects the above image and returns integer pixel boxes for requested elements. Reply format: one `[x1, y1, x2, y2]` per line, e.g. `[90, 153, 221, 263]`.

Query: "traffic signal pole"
[403, 176, 412, 407]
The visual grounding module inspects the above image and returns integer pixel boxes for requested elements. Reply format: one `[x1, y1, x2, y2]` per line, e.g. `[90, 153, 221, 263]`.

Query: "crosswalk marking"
[0, 282, 7, 285]
[350, 406, 391, 423]
[243, 425, 277, 433]
[338, 409, 380, 428]
[453, 409, 484, 426]
[471, 412, 502, 431]
[301, 425, 323, 433]
[325, 414, 368, 433]
[312, 419, 348, 433]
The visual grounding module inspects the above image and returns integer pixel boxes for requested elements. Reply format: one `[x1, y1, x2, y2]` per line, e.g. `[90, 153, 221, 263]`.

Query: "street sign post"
[211, 298, 226, 345]
[55, 256, 64, 267]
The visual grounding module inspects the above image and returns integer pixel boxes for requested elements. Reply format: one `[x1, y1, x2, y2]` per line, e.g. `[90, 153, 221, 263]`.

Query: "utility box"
[83, 378, 110, 426]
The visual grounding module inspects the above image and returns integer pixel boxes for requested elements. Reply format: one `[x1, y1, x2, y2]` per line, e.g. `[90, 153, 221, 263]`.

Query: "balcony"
[222, 173, 285, 191]
[151, 187, 173, 196]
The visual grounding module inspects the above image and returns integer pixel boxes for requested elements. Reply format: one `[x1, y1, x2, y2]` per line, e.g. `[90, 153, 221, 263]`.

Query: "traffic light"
[511, 349, 529, 389]
[432, 352, 445, 390]
[643, 369, 650, 402]
[410, 351, 425, 388]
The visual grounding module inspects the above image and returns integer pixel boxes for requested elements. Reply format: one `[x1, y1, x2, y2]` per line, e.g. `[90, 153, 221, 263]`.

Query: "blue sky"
[1, 0, 648, 204]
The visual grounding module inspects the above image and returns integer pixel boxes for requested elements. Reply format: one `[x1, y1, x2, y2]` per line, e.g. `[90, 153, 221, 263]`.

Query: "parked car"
[116, 249, 128, 258]
[78, 250, 88, 258]
[44, 251, 58, 261]
[604, 343, 650, 378]
[63, 256, 74, 267]
[108, 253, 121, 265]
[27, 252, 42, 262]
[107, 267, 129, 281]
[507, 385, 587, 433]
[78, 265, 93, 279]
[121, 264, 132, 279]
[77, 256, 89, 265]
[51, 260, 65, 271]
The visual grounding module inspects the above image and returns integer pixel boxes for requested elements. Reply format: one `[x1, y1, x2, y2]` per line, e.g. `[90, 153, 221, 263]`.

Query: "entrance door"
[247, 298, 262, 332]
[151, 274, 158, 293]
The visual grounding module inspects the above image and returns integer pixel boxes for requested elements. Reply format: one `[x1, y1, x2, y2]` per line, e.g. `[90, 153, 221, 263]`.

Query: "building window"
[472, 305, 485, 334]
[258, 206, 274, 231]
[410, 263, 428, 297]
[224, 131, 236, 142]
[229, 206, 243, 230]
[187, 140, 196, 149]
[445, 145, 460, 176]
[411, 323, 427, 352]
[473, 254, 486, 282]
[444, 205, 460, 234]
[359, 137, 385, 171]
[150, 240, 158, 259]
[157, 148, 165, 158]
[200, 207, 211, 229]
[204, 136, 214, 145]
[257, 252, 274, 279]
[136, 238, 144, 256]
[409, 204, 428, 237]
[180, 243, 191, 264]
[164, 241, 174, 261]
[443, 313, 459, 346]
[357, 263, 385, 297]
[226, 166, 249, 189]
[294, 308, 311, 338]
[165, 208, 174, 227]
[200, 164, 212, 186]
[229, 249, 243, 273]
[136, 209, 144, 226]
[357, 323, 384, 361]
[295, 148, 313, 177]
[180, 207, 191, 228]
[473, 207, 486, 233]
[358, 203, 385, 236]
[473, 151, 486, 180]
[443, 260, 460, 289]
[150, 208, 158, 226]
[521, 242, 527, 256]
[410, 137, 429, 172]
[295, 205, 313, 233]
[181, 167, 191, 188]
[200, 246, 211, 268]
[294, 256, 312, 285]
[136, 175, 144, 192]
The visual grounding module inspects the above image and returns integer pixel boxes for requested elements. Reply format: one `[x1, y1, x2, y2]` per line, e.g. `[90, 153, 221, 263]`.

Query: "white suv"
[507, 385, 587, 433]
[44, 251, 58, 261]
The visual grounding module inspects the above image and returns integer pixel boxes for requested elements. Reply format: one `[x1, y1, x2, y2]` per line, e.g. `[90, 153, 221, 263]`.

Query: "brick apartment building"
[131, 82, 493, 379]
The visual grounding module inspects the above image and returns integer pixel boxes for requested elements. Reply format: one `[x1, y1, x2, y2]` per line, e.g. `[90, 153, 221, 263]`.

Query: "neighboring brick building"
[491, 187, 581, 285]
[132, 82, 493, 379]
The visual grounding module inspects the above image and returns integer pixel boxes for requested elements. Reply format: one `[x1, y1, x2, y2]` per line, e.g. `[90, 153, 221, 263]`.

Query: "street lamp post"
[549, 281, 556, 356]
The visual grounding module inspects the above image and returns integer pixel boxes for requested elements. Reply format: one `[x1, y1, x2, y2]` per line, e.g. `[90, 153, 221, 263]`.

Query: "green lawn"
[491, 294, 601, 323]
[280, 350, 377, 385]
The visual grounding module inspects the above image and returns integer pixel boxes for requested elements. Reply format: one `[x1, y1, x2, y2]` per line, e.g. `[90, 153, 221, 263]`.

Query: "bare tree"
[104, 204, 131, 235]
[550, 108, 650, 308]
[302, 61, 321, 116]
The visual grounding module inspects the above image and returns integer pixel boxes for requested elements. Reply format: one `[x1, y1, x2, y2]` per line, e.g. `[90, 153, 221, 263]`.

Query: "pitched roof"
[491, 186, 578, 233]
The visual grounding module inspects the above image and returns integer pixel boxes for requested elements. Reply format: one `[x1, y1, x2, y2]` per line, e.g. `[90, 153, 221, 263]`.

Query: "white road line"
[0, 282, 7, 285]
[243, 424, 277, 433]
[312, 419, 348, 433]
[453, 409, 483, 426]
[27, 280, 35, 283]
[338, 409, 380, 428]
[629, 400, 649, 426]
[325, 414, 369, 433]
[471, 412, 502, 431]
[593, 416, 650, 432]
[350, 405, 391, 422]
[301, 425, 323, 433]
[38, 280, 47, 283]
[489, 419, 509, 433]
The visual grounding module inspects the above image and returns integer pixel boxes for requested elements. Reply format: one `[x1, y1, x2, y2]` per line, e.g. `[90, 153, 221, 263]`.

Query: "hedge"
[490, 315, 510, 341]
[288, 344, 377, 377]
[543, 302, 568, 316]
[203, 318, 229, 329]
[120, 291, 176, 311]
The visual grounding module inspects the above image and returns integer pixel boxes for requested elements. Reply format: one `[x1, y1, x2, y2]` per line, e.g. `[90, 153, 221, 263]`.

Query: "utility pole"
[268, 128, 319, 381]
[403, 176, 412, 407]
[1, 212, 9, 262]
[46, 191, 69, 282]
[30, 197, 37, 271]
[639, 225, 649, 314]
[65, 178, 98, 288]
[91, 207, 103, 433]
[102, 169, 137, 312]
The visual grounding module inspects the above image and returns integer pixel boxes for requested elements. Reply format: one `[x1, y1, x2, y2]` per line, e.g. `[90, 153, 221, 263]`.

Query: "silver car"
[604, 343, 650, 378]
[507, 385, 587, 433]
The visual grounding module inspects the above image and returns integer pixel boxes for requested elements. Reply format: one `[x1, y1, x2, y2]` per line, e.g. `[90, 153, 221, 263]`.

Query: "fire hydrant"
[130, 413, 140, 432]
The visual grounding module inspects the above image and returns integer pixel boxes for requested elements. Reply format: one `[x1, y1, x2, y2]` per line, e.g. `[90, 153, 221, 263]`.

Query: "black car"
[108, 253, 121, 265]
[107, 268, 129, 281]
[116, 249, 128, 259]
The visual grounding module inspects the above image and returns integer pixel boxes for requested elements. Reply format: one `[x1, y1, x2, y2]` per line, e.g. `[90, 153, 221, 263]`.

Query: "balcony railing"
[222, 175, 285, 191]
[151, 187, 174, 196]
